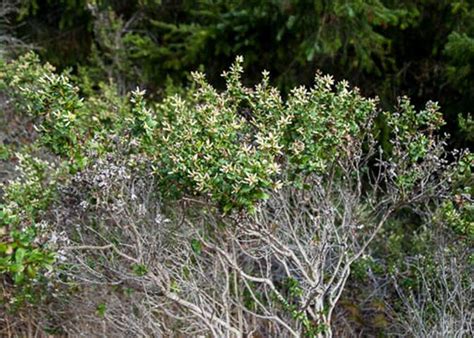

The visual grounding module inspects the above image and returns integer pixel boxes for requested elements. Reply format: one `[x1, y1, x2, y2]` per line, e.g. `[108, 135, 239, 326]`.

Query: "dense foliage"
[0, 1, 472, 337]
[10, 0, 474, 147]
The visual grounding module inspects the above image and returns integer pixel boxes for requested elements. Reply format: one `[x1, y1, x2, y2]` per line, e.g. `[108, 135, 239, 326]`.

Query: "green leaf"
[13, 271, 25, 284]
[9, 263, 25, 273]
[254, 190, 270, 200]
[15, 248, 26, 264]
[223, 203, 233, 214]
[96, 303, 107, 318]
[131, 263, 148, 277]
[191, 238, 202, 255]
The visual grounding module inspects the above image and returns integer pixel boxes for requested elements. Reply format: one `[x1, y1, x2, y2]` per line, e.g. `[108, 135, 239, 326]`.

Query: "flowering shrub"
[153, 57, 380, 210]
[154, 58, 286, 211]
[0, 53, 471, 336]
[0, 53, 84, 158]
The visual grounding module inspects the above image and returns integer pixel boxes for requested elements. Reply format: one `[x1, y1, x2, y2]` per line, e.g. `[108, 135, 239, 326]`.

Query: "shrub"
[0, 153, 63, 311]
[0, 53, 471, 336]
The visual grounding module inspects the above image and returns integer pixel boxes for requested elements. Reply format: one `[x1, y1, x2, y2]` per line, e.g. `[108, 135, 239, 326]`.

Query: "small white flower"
[138, 204, 146, 216]
[154, 213, 170, 224]
[79, 200, 89, 210]
[244, 172, 258, 186]
[50, 232, 58, 244]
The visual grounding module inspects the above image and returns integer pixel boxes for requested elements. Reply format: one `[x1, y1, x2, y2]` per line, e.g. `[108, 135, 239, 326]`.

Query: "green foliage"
[152, 57, 383, 210]
[458, 114, 474, 142]
[0, 1, 471, 334]
[131, 263, 148, 277]
[384, 98, 445, 193]
[0, 154, 60, 304]
[155, 57, 285, 210]
[0, 144, 12, 161]
[129, 88, 157, 145]
[1, 52, 459, 213]
[16, 0, 92, 66]
[2, 51, 463, 211]
[0, 53, 84, 158]
[442, 152, 474, 240]
[11, 0, 473, 149]
[276, 277, 328, 337]
[11, 4, 472, 114]
[439, 200, 474, 239]
[0, 53, 136, 171]
[442, 0, 474, 97]
[0, 52, 469, 335]
[284, 75, 376, 175]
[444, 32, 474, 91]
[77, 0, 415, 93]
[96, 303, 107, 318]
[386, 98, 444, 161]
